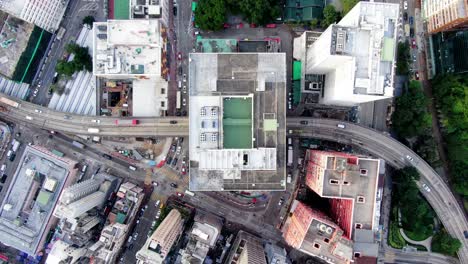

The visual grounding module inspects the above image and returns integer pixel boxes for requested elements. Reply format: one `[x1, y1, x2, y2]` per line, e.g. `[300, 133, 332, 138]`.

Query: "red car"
[411, 39, 417, 48]
[250, 23, 256, 28]
[177, 52, 182, 60]
[266, 24, 277, 28]
[223, 23, 230, 29]
[415, 72, 420, 80]
[176, 192, 184, 197]
[181, 166, 187, 175]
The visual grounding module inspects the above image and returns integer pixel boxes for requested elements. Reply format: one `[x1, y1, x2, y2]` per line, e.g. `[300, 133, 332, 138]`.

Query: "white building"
[294, 2, 399, 106]
[89, 223, 128, 264]
[46, 240, 87, 264]
[130, 0, 169, 26]
[0, 0, 69, 32]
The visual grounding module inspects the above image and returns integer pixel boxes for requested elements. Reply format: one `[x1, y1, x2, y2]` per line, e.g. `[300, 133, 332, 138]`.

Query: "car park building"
[0, 145, 78, 256]
[0, 0, 68, 32]
[188, 53, 286, 191]
[293, 2, 399, 106]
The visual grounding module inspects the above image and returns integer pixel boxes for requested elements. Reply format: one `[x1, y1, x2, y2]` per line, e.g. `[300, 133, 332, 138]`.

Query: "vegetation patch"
[431, 229, 462, 257]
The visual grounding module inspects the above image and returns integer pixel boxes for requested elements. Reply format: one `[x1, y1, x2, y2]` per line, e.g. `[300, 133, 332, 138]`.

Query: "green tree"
[238, 0, 279, 25]
[391, 80, 432, 138]
[82, 16, 95, 27]
[322, 5, 338, 28]
[341, 0, 359, 15]
[432, 230, 462, 256]
[396, 41, 411, 75]
[55, 60, 76, 77]
[414, 133, 439, 165]
[310, 18, 320, 28]
[194, 0, 226, 31]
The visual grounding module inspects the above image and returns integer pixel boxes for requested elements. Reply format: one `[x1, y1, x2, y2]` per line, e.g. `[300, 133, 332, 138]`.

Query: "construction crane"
[111, 97, 126, 116]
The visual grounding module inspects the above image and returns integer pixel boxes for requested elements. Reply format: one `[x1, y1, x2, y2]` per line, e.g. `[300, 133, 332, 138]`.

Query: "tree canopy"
[341, 0, 359, 15]
[391, 80, 432, 138]
[432, 229, 462, 256]
[83, 16, 95, 28]
[194, 0, 227, 31]
[237, 0, 279, 25]
[322, 5, 338, 28]
[396, 41, 411, 75]
[56, 43, 92, 77]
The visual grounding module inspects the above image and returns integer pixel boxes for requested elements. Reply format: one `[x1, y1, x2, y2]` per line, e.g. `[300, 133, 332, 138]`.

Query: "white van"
[25, 116, 33, 120]
[178, 81, 182, 89]
[1, 164, 6, 171]
[129, 165, 137, 171]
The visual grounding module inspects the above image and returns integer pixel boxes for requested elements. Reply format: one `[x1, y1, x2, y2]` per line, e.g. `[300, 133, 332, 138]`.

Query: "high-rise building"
[136, 209, 184, 263]
[294, 2, 399, 106]
[46, 240, 87, 264]
[283, 201, 354, 264]
[304, 150, 380, 239]
[89, 223, 129, 264]
[225, 231, 267, 264]
[428, 30, 468, 77]
[59, 179, 103, 204]
[422, 0, 468, 34]
[0, 0, 69, 32]
[264, 242, 288, 264]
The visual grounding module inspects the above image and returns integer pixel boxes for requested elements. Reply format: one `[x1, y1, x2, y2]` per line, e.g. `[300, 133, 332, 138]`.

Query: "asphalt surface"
[287, 118, 468, 263]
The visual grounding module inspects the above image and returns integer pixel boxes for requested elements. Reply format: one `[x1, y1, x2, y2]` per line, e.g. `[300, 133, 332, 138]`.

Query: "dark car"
[172, 158, 178, 166]
[170, 120, 178, 124]
[9, 153, 16, 162]
[102, 154, 113, 160]
[403, 12, 408, 21]
[166, 156, 173, 165]
[173, 6, 177, 16]
[170, 183, 178, 188]
[178, 67, 182, 75]
[300, 120, 308, 125]
[464, 230, 468, 239]
[0, 185, 3, 193]
[0, 174, 7, 183]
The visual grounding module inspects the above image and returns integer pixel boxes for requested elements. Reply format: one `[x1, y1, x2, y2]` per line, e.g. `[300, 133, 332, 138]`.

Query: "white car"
[403, 1, 408, 10]
[182, 98, 186, 106]
[405, 155, 414, 162]
[337, 123, 346, 129]
[183, 74, 187, 83]
[422, 183, 431, 192]
[183, 85, 187, 94]
[91, 119, 100, 123]
[155, 200, 160, 207]
[35, 109, 42, 113]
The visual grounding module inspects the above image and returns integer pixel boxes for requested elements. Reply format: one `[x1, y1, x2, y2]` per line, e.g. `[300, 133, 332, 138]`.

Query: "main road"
[0, 94, 466, 262]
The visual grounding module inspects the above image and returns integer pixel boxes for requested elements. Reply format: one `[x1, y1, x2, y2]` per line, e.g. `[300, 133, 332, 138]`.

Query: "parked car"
[182, 98, 186, 106]
[181, 166, 187, 175]
[170, 120, 178, 124]
[152, 181, 159, 186]
[102, 154, 113, 160]
[35, 109, 42, 113]
[403, 12, 408, 21]
[1, 174, 7, 183]
[403, 1, 408, 10]
[411, 39, 417, 48]
[266, 24, 277, 28]
[409, 16, 414, 25]
[155, 200, 161, 207]
[464, 230, 468, 239]
[415, 72, 420, 80]
[176, 192, 184, 197]
[166, 156, 173, 165]
[170, 183, 178, 188]
[177, 52, 182, 60]
[278, 197, 284, 206]
[300, 120, 308, 125]
[172, 158, 178, 166]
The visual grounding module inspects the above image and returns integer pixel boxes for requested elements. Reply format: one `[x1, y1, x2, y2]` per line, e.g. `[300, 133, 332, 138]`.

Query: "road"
[287, 118, 468, 263]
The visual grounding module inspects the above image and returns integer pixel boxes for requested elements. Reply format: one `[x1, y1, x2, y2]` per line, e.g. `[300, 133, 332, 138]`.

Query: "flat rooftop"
[0, 146, 76, 255]
[188, 53, 286, 191]
[93, 20, 162, 76]
[0, 12, 34, 78]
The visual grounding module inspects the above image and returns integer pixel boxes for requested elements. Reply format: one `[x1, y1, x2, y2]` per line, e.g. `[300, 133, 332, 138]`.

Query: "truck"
[72, 141, 85, 149]
[0, 97, 19, 108]
[52, 149, 64, 157]
[12, 140, 20, 152]
[176, 91, 181, 109]
[88, 128, 100, 133]
[56, 27, 66, 40]
[404, 24, 410, 37]
[115, 119, 139, 126]
[287, 146, 293, 166]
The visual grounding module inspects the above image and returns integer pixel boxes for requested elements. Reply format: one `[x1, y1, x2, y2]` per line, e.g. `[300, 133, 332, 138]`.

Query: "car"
[300, 120, 308, 125]
[464, 230, 468, 239]
[8, 153, 15, 162]
[91, 119, 100, 123]
[183, 74, 187, 82]
[133, 233, 139, 240]
[152, 220, 156, 226]
[415, 72, 420, 80]
[170, 120, 178, 124]
[266, 24, 276, 28]
[178, 67, 182, 75]
[155, 200, 161, 207]
[173, 6, 177, 16]
[170, 144, 176, 152]
[64, 115, 72, 120]
[152, 181, 159, 186]
[1, 174, 7, 183]
[181, 166, 187, 175]
[102, 154, 113, 160]
[411, 39, 417, 48]
[34, 109, 42, 113]
[278, 197, 284, 206]
[223, 23, 230, 29]
[52, 73, 58, 84]
[194, 31, 199, 35]
[182, 98, 186, 106]
[170, 183, 178, 188]
[1, 164, 5, 172]
[177, 52, 182, 60]
[176, 192, 184, 197]
[405, 155, 414, 162]
[337, 123, 346, 129]
[403, 1, 408, 10]
[166, 156, 173, 165]
[183, 85, 187, 93]
[422, 183, 431, 192]
[176, 146, 181, 155]
[0, 186, 2, 193]
[136, 219, 140, 224]
[403, 12, 408, 21]
[409, 16, 414, 25]
[172, 158, 178, 166]
[182, 156, 186, 165]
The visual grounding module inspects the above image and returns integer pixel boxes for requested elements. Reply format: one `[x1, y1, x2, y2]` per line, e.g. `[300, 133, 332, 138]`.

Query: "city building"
[0, 0, 68, 32]
[188, 53, 286, 191]
[284, 0, 324, 23]
[304, 150, 381, 239]
[130, 0, 169, 26]
[46, 240, 87, 264]
[428, 30, 468, 77]
[283, 201, 354, 264]
[88, 181, 144, 263]
[422, 0, 468, 34]
[225, 230, 267, 264]
[136, 209, 184, 263]
[180, 210, 223, 264]
[0, 146, 78, 256]
[293, 2, 399, 105]
[92, 19, 168, 116]
[264, 242, 288, 264]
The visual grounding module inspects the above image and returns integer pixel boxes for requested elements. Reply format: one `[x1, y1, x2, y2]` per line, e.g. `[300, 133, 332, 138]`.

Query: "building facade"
[422, 0, 468, 34]
[225, 230, 267, 264]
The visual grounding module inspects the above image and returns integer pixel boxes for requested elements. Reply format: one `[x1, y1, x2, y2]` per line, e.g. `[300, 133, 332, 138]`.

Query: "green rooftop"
[381, 37, 395, 62]
[37, 190, 52, 207]
[114, 0, 130, 19]
[223, 97, 253, 149]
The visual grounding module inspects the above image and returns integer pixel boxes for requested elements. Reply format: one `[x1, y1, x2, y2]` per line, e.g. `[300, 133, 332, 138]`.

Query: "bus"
[176, 91, 181, 109]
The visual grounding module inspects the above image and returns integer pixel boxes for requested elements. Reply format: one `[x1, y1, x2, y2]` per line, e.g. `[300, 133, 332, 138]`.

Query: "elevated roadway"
[287, 118, 467, 263]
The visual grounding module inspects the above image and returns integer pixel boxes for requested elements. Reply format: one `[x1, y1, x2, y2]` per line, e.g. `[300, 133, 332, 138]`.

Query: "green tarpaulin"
[293, 80, 301, 105]
[293, 61, 302, 80]
[192, 2, 197, 11]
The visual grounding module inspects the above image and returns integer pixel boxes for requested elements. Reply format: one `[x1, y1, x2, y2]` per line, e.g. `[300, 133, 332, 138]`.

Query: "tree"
[322, 5, 338, 28]
[341, 0, 359, 15]
[194, 0, 226, 31]
[237, 0, 279, 25]
[391, 80, 432, 138]
[432, 230, 462, 256]
[83, 16, 95, 28]
[396, 42, 411, 75]
[414, 133, 439, 165]
[55, 60, 76, 77]
[310, 18, 320, 28]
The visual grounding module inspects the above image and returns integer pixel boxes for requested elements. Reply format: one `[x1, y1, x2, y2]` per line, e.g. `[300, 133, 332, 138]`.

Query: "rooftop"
[188, 53, 286, 191]
[93, 20, 162, 76]
[0, 146, 77, 255]
[131, 0, 163, 19]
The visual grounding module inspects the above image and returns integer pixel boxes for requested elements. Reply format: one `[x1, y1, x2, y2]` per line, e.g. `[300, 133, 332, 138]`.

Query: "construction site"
[100, 79, 134, 117]
[0, 11, 34, 78]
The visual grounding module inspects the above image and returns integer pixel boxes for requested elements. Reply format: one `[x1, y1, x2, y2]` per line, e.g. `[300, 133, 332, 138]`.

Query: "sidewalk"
[399, 228, 432, 251]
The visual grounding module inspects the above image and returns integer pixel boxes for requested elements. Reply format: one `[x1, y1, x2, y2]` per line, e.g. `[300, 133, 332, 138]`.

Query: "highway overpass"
[0, 94, 466, 262]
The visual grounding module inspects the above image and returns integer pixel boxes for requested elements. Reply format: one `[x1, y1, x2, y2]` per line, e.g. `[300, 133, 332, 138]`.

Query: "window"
[354, 252, 361, 258]
[360, 169, 368, 176]
[355, 223, 362, 229]
[161, 101, 165, 107]
[357, 196, 365, 203]
[313, 243, 321, 249]
[161, 88, 165, 94]
[323, 238, 330, 243]
[329, 179, 340, 185]
[343, 181, 350, 185]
